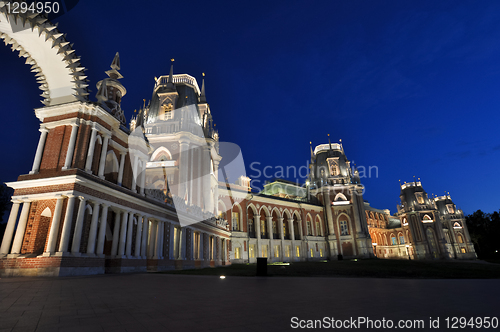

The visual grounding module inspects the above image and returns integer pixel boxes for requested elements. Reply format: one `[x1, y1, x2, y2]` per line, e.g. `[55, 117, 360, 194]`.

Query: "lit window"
[249, 245, 255, 258]
[274, 245, 280, 258]
[340, 220, 349, 236]
[460, 247, 466, 254]
[310, 248, 314, 257]
[316, 220, 321, 236]
[319, 248, 323, 257]
[262, 245, 268, 258]
[457, 233, 464, 244]
[232, 212, 239, 231]
[234, 247, 241, 259]
[391, 236, 397, 245]
[285, 245, 291, 258]
[296, 246, 300, 257]
[399, 235, 405, 244]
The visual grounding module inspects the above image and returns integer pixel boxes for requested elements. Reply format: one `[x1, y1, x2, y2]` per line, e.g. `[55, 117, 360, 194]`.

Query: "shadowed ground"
[0, 271, 499, 331]
[164, 259, 500, 279]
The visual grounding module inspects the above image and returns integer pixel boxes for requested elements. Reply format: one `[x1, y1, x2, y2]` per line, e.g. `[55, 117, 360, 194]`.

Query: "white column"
[140, 159, 146, 196]
[96, 204, 109, 255]
[58, 195, 76, 253]
[0, 201, 21, 255]
[157, 222, 164, 259]
[111, 211, 121, 256]
[134, 215, 143, 257]
[71, 197, 86, 255]
[45, 197, 65, 255]
[10, 201, 31, 255]
[149, 220, 158, 258]
[62, 123, 79, 170]
[202, 146, 212, 213]
[267, 216, 273, 259]
[125, 212, 134, 257]
[141, 216, 149, 258]
[179, 141, 189, 200]
[98, 134, 110, 179]
[154, 221, 162, 259]
[117, 211, 128, 257]
[86, 202, 101, 255]
[117, 152, 126, 186]
[131, 155, 139, 192]
[85, 126, 98, 172]
[30, 128, 49, 174]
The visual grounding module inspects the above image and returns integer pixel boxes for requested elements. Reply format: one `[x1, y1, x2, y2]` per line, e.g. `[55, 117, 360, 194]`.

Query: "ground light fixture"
[220, 275, 226, 279]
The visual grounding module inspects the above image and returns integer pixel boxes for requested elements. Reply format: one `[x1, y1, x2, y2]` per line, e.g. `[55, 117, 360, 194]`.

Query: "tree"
[466, 210, 500, 259]
[0, 183, 13, 241]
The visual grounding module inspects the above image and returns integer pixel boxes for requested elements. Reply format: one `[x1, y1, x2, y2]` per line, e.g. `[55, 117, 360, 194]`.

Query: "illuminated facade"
[0, 8, 475, 277]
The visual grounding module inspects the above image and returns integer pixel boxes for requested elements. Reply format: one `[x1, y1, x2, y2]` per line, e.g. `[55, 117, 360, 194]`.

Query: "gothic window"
[460, 247, 467, 254]
[232, 212, 240, 231]
[415, 192, 424, 204]
[457, 233, 464, 243]
[446, 204, 455, 214]
[391, 235, 397, 245]
[307, 219, 312, 235]
[316, 219, 322, 236]
[234, 247, 241, 259]
[340, 220, 349, 236]
[399, 235, 405, 244]
[272, 221, 277, 234]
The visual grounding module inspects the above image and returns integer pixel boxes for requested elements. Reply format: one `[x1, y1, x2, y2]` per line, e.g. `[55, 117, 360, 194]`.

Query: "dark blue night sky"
[1, 0, 500, 215]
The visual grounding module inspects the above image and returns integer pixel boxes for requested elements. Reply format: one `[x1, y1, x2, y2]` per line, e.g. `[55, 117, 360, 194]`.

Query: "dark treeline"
[466, 210, 500, 260]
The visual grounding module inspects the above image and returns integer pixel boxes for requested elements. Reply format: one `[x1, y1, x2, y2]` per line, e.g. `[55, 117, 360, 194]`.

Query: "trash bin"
[256, 257, 267, 276]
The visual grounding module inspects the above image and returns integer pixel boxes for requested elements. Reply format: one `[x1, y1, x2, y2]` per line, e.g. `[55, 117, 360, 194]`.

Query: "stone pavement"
[0, 273, 499, 331]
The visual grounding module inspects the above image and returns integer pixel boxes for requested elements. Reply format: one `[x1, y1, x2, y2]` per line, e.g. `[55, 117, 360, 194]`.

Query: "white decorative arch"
[259, 205, 270, 216]
[104, 150, 119, 174]
[283, 209, 292, 220]
[247, 203, 258, 215]
[151, 146, 173, 161]
[85, 204, 93, 214]
[40, 207, 51, 217]
[0, 6, 89, 105]
[271, 207, 281, 218]
[334, 193, 348, 201]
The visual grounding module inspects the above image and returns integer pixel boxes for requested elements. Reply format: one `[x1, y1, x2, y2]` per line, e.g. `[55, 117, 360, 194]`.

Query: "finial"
[110, 52, 120, 70]
[200, 73, 206, 103]
[171, 58, 175, 62]
[310, 141, 312, 145]
[134, 109, 137, 113]
[339, 138, 342, 143]
[143, 99, 146, 109]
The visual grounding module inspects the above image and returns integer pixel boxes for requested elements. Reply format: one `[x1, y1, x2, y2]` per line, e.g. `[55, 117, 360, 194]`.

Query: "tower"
[396, 180, 449, 259]
[308, 140, 373, 259]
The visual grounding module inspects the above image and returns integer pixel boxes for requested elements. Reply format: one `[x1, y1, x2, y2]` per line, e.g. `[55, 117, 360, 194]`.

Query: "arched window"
[391, 234, 397, 245]
[232, 211, 240, 231]
[306, 219, 312, 236]
[398, 233, 405, 245]
[340, 220, 349, 236]
[457, 233, 464, 244]
[315, 217, 322, 236]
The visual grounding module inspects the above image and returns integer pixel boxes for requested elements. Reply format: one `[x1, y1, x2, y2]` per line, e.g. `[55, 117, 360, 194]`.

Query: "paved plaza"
[0, 273, 499, 331]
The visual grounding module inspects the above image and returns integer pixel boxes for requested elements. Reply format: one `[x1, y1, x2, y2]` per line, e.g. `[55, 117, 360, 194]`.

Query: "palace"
[0, 8, 475, 276]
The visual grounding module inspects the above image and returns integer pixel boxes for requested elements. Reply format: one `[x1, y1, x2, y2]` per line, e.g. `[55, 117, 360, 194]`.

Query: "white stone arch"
[151, 146, 173, 161]
[423, 214, 433, 221]
[104, 150, 119, 174]
[334, 193, 348, 201]
[259, 205, 270, 217]
[217, 200, 228, 220]
[231, 202, 243, 231]
[337, 212, 351, 236]
[95, 135, 103, 145]
[247, 203, 258, 215]
[305, 212, 313, 235]
[0, 6, 89, 105]
[315, 215, 323, 236]
[40, 207, 51, 217]
[85, 204, 93, 215]
[283, 209, 292, 220]
[271, 207, 281, 218]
